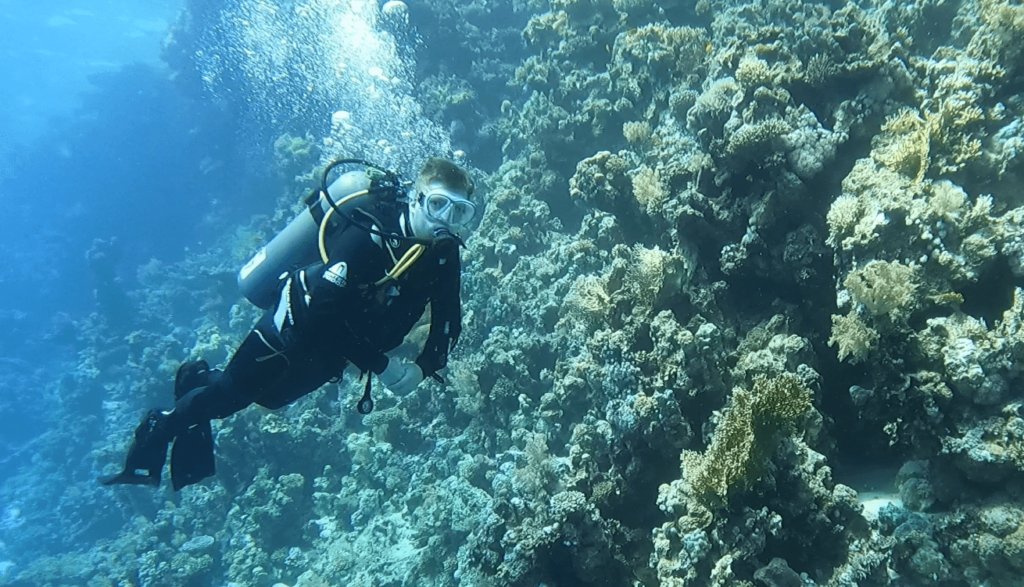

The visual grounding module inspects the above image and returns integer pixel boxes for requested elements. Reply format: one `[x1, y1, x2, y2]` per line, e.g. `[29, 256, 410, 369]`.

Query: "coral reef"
[679, 373, 814, 501]
[4, 0, 1024, 585]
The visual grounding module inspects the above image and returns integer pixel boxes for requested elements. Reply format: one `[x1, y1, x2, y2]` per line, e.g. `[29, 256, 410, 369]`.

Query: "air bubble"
[191, 0, 451, 170]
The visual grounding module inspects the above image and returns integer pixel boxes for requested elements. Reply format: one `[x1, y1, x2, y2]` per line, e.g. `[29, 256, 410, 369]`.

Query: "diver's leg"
[102, 319, 288, 488]
[100, 359, 216, 487]
[169, 317, 293, 427]
[164, 321, 342, 489]
[250, 349, 344, 409]
[161, 322, 292, 490]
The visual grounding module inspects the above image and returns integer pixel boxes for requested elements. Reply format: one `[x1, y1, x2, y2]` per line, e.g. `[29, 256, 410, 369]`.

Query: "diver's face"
[409, 182, 477, 240]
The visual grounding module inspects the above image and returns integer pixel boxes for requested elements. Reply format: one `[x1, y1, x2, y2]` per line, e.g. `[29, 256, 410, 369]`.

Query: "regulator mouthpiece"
[432, 227, 465, 249]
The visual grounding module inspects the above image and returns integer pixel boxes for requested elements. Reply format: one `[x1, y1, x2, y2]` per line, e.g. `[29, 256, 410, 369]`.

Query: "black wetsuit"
[173, 207, 462, 429]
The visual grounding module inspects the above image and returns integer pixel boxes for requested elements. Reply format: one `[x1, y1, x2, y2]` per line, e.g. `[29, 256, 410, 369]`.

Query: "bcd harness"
[260, 159, 453, 414]
[312, 186, 426, 286]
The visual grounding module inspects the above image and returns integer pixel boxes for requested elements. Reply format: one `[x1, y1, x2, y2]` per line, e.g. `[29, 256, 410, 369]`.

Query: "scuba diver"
[102, 157, 478, 491]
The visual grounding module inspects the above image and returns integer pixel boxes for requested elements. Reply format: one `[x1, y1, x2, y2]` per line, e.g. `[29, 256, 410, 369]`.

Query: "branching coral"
[735, 54, 775, 89]
[826, 159, 922, 251]
[970, 0, 1024, 74]
[829, 311, 879, 363]
[418, 74, 476, 122]
[560, 274, 612, 333]
[623, 121, 652, 145]
[681, 373, 813, 501]
[844, 260, 918, 318]
[611, 24, 709, 92]
[873, 52, 1002, 180]
[630, 165, 668, 215]
[922, 57, 992, 174]
[825, 195, 868, 246]
[804, 53, 838, 87]
[724, 119, 792, 158]
[569, 150, 632, 211]
[872, 108, 930, 183]
[273, 132, 316, 170]
[983, 0, 1024, 29]
[624, 244, 671, 309]
[687, 77, 740, 129]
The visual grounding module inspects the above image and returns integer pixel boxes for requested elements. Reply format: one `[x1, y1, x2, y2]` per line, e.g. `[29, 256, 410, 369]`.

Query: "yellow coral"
[928, 180, 967, 221]
[626, 244, 669, 308]
[872, 108, 930, 183]
[828, 160, 924, 250]
[725, 119, 791, 157]
[825, 195, 863, 240]
[925, 93, 984, 174]
[569, 276, 610, 314]
[829, 312, 878, 363]
[874, 52, 1001, 180]
[560, 275, 611, 332]
[631, 165, 668, 214]
[623, 120, 652, 144]
[844, 260, 918, 318]
[611, 24, 710, 100]
[616, 25, 709, 71]
[633, 392, 658, 419]
[682, 373, 812, 500]
[804, 53, 837, 86]
[980, 0, 1024, 35]
[736, 54, 774, 88]
[692, 78, 740, 120]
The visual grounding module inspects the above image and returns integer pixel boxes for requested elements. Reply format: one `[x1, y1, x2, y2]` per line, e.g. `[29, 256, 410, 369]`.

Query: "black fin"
[175, 360, 211, 400]
[100, 470, 161, 487]
[170, 422, 216, 491]
[100, 409, 172, 488]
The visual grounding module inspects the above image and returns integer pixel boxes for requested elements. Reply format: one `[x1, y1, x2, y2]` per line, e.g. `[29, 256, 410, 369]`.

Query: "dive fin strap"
[175, 360, 211, 400]
[357, 373, 374, 415]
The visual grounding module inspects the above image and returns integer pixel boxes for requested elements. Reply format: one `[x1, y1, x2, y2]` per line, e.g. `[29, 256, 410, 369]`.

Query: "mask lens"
[423, 192, 476, 227]
[425, 194, 449, 217]
[449, 201, 476, 226]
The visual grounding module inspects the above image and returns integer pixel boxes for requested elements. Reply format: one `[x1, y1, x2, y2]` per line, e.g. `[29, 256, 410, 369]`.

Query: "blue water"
[0, 0, 271, 478]
[0, 1, 179, 145]
[0, 0, 461, 537]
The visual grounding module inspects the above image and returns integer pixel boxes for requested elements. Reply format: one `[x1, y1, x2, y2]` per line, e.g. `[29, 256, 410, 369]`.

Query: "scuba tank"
[237, 159, 408, 309]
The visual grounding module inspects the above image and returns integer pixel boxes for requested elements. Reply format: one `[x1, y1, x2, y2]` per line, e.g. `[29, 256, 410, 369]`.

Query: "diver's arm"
[415, 249, 462, 379]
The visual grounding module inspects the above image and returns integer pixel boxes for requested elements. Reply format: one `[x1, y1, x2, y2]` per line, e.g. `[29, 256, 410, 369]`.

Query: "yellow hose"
[316, 188, 427, 285]
[318, 189, 369, 264]
[375, 244, 425, 286]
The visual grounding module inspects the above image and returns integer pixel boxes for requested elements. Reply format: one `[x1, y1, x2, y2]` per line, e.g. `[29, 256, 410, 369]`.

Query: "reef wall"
[3, 0, 1024, 585]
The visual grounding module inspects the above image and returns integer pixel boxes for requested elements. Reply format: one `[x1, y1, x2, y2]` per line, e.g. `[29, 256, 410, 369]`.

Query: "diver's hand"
[379, 358, 424, 394]
[393, 363, 424, 394]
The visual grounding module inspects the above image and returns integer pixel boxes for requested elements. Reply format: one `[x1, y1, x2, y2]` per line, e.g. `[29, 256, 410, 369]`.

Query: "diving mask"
[421, 187, 477, 228]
